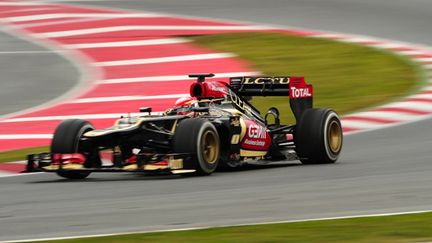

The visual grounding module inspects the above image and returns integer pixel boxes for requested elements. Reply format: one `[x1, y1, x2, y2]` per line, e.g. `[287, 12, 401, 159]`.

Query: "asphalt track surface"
[1, 0, 432, 241]
[0, 30, 79, 117]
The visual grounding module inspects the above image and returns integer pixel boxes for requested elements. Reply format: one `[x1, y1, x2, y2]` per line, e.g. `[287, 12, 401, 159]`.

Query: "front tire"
[51, 119, 94, 179]
[294, 108, 343, 164]
[173, 119, 220, 175]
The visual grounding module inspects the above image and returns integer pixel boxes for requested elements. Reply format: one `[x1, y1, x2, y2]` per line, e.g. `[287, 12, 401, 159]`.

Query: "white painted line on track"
[309, 33, 346, 39]
[343, 111, 419, 122]
[422, 64, 432, 69]
[18, 17, 110, 29]
[0, 7, 59, 14]
[407, 93, 432, 99]
[383, 101, 432, 111]
[341, 120, 386, 129]
[31, 0, 116, 2]
[92, 53, 235, 67]
[99, 71, 260, 84]
[70, 93, 189, 104]
[33, 25, 271, 38]
[5, 209, 432, 243]
[0, 171, 14, 177]
[7, 160, 27, 164]
[333, 36, 374, 43]
[0, 2, 43, 6]
[397, 50, 426, 56]
[0, 113, 144, 122]
[414, 57, 432, 62]
[371, 43, 406, 49]
[0, 172, 44, 178]
[64, 38, 190, 49]
[3, 13, 164, 22]
[0, 134, 52, 139]
[0, 50, 54, 54]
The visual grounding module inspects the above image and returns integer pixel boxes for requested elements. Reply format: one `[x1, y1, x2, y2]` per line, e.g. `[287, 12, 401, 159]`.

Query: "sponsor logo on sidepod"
[248, 124, 266, 139]
[242, 121, 270, 150]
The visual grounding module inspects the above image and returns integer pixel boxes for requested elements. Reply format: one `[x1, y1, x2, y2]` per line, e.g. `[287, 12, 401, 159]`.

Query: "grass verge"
[40, 212, 432, 243]
[0, 146, 47, 163]
[192, 32, 421, 123]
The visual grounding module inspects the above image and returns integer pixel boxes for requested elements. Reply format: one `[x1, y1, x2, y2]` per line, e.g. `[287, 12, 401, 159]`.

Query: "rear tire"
[294, 108, 343, 164]
[173, 119, 220, 175]
[51, 119, 94, 179]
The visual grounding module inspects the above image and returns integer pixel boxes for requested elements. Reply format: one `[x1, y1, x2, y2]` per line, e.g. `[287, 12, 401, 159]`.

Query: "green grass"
[193, 33, 422, 123]
[0, 146, 47, 163]
[39, 212, 432, 243]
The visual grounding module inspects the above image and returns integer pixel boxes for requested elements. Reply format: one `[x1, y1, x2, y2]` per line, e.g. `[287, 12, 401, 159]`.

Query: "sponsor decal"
[289, 77, 313, 99]
[228, 89, 255, 115]
[290, 86, 312, 98]
[244, 139, 266, 147]
[242, 77, 290, 85]
[208, 82, 228, 93]
[241, 120, 271, 151]
[247, 123, 266, 139]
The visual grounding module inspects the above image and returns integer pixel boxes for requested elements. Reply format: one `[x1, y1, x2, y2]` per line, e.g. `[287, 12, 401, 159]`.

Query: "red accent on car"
[190, 80, 228, 99]
[241, 120, 272, 151]
[53, 153, 86, 164]
[126, 155, 137, 163]
[154, 161, 169, 166]
[289, 77, 313, 99]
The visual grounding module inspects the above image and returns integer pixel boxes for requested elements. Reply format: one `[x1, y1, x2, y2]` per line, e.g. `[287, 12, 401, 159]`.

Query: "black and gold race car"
[26, 73, 343, 179]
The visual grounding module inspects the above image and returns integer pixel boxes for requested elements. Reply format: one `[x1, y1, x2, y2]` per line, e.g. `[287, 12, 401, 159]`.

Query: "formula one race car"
[26, 73, 343, 179]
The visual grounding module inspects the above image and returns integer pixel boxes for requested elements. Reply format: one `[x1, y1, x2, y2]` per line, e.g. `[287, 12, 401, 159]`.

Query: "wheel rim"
[327, 120, 342, 153]
[201, 130, 219, 164]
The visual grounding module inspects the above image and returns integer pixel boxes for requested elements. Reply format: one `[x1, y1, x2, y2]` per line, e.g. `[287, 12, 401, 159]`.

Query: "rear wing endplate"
[229, 76, 313, 121]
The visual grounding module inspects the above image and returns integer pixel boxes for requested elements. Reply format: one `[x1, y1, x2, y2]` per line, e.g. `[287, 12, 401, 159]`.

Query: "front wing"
[25, 152, 197, 175]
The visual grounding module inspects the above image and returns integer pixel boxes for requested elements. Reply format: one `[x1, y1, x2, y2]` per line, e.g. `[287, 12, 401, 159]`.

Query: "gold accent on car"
[201, 130, 219, 164]
[223, 108, 244, 116]
[171, 119, 178, 133]
[239, 118, 247, 140]
[144, 164, 169, 170]
[42, 165, 59, 171]
[231, 134, 240, 144]
[168, 158, 183, 169]
[171, 169, 196, 174]
[123, 164, 138, 171]
[43, 164, 84, 171]
[239, 149, 267, 157]
[328, 120, 342, 153]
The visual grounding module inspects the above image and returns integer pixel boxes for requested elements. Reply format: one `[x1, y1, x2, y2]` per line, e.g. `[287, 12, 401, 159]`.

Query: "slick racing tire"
[173, 118, 220, 175]
[51, 119, 94, 179]
[294, 108, 343, 164]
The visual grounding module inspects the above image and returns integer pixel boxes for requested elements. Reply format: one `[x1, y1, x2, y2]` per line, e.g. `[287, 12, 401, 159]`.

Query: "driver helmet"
[174, 96, 197, 107]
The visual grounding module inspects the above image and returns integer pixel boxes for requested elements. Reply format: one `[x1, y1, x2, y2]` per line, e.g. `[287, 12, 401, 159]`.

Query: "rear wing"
[229, 76, 313, 121]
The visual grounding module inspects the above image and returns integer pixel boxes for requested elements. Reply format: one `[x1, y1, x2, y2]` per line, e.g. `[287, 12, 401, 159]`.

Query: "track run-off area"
[0, 0, 432, 241]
